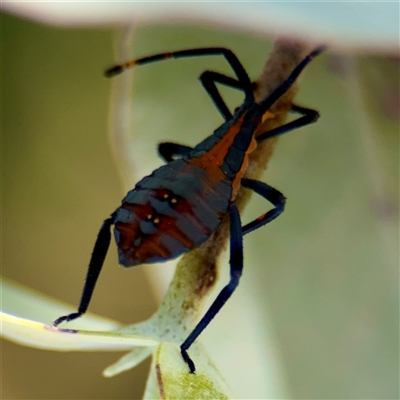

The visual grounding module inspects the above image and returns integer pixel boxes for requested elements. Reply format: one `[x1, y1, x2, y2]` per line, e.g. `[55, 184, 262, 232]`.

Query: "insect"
[54, 46, 323, 373]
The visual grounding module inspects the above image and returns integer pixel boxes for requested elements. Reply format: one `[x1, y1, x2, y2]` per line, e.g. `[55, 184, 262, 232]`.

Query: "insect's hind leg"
[181, 202, 243, 373]
[180, 179, 285, 372]
[256, 104, 320, 143]
[53, 216, 114, 326]
[241, 178, 286, 236]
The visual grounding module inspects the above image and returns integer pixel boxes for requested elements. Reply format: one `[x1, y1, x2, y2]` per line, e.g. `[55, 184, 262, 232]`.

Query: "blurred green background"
[2, 14, 157, 399]
[2, 11, 399, 399]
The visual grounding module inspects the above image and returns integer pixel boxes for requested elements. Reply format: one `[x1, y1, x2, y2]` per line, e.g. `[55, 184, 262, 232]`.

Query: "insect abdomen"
[114, 159, 232, 267]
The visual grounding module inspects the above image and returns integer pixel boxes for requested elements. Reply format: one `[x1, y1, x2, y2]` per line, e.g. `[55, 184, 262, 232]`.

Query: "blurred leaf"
[1, 277, 121, 330]
[103, 347, 153, 377]
[3, 2, 399, 52]
[1, 311, 157, 351]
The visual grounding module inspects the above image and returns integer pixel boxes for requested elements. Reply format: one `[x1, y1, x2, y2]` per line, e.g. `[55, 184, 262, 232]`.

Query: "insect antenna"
[104, 47, 253, 104]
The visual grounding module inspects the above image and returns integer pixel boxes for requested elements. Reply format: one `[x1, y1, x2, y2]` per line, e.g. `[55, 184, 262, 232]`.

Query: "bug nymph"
[54, 46, 324, 373]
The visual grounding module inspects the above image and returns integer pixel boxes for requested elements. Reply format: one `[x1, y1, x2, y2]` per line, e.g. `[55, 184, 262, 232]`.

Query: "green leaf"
[1, 277, 120, 330]
[153, 342, 233, 400]
[1, 312, 158, 351]
[103, 347, 153, 377]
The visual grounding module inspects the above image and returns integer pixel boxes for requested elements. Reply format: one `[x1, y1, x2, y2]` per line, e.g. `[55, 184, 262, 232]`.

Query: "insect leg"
[258, 46, 325, 113]
[105, 47, 254, 105]
[256, 104, 320, 143]
[158, 73, 257, 162]
[181, 202, 243, 373]
[158, 142, 193, 163]
[241, 178, 286, 236]
[53, 217, 114, 327]
[199, 71, 247, 121]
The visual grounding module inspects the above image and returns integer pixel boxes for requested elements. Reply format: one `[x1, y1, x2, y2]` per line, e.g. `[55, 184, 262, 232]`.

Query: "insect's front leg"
[241, 178, 286, 235]
[180, 202, 243, 373]
[53, 216, 114, 326]
[199, 71, 245, 121]
[256, 104, 320, 143]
